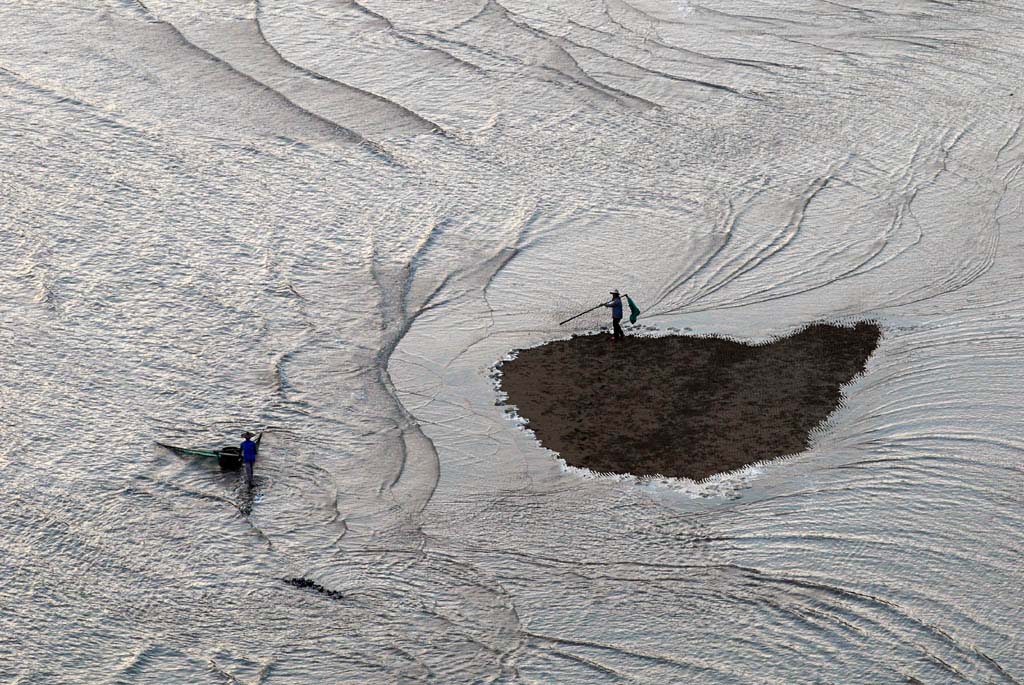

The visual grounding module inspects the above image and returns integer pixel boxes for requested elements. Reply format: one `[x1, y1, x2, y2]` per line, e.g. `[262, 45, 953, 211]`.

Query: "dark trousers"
[612, 318, 624, 339]
[244, 461, 254, 486]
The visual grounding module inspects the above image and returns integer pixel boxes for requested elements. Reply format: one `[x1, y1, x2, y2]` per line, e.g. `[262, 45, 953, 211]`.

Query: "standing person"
[605, 290, 625, 340]
[240, 431, 257, 487]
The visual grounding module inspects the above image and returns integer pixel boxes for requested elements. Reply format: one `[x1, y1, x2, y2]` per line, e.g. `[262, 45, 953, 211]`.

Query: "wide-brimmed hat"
[241, 431, 254, 439]
[610, 290, 620, 296]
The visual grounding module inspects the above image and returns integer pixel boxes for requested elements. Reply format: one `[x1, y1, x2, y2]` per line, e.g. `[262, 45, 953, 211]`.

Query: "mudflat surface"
[13, 1, 1024, 680]
[499, 323, 881, 480]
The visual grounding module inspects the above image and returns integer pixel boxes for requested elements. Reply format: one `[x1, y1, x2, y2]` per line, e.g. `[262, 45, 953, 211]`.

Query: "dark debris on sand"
[283, 577, 344, 601]
[497, 322, 881, 481]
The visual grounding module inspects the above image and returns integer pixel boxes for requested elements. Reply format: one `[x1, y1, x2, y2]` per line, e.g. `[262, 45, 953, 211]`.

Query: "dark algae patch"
[498, 322, 881, 481]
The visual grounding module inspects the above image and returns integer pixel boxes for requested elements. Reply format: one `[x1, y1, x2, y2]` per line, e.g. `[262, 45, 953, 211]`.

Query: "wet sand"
[498, 322, 881, 481]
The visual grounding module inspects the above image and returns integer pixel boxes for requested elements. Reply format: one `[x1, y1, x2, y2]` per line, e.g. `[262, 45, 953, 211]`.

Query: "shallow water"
[1, 1, 1022, 682]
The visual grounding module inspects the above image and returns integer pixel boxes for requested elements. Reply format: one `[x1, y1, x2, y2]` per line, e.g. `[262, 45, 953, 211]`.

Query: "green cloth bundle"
[625, 295, 641, 324]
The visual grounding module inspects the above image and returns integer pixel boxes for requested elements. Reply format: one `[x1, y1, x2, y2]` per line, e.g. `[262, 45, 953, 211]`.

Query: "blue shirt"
[241, 439, 257, 463]
[608, 297, 623, 319]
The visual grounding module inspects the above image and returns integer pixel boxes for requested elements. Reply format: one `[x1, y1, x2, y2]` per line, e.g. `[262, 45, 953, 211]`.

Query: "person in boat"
[604, 290, 625, 340]
[241, 431, 257, 486]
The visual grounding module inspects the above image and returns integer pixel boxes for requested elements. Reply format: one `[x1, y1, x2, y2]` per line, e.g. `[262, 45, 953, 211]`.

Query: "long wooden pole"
[558, 301, 610, 326]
